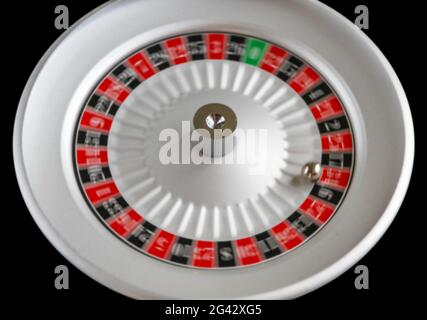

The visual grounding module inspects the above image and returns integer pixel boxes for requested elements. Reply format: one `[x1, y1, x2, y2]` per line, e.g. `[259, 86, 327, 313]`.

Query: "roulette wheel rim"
[14, 0, 414, 299]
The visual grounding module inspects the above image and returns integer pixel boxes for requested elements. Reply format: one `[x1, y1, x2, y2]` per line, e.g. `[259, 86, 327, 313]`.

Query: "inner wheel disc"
[76, 32, 353, 268]
[14, 0, 414, 299]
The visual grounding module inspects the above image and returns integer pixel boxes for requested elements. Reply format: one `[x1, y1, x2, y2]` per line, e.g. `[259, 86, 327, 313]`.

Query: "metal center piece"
[193, 103, 238, 139]
[205, 113, 226, 130]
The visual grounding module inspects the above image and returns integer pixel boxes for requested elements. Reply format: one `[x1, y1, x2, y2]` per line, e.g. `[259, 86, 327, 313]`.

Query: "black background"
[4, 0, 420, 310]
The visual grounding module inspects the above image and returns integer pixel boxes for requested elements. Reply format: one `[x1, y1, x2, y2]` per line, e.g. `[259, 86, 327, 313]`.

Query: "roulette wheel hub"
[14, 0, 414, 299]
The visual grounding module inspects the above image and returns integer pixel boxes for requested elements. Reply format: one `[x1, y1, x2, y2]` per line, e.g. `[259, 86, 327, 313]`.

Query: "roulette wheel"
[13, 0, 414, 299]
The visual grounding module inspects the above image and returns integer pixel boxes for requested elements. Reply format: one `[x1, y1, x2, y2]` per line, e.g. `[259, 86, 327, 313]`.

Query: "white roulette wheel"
[13, 0, 414, 299]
